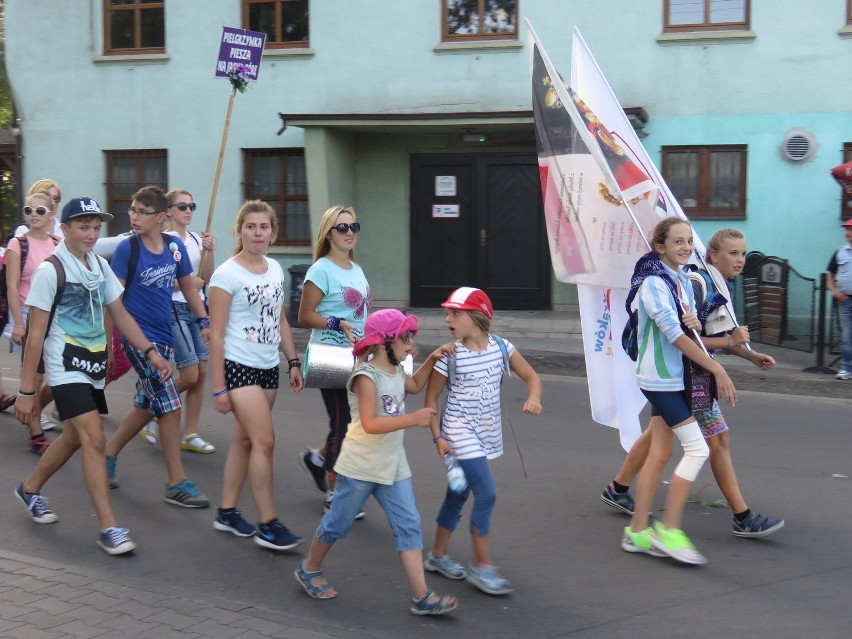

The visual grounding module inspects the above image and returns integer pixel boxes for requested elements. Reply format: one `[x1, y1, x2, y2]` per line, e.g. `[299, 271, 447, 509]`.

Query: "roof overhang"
[277, 111, 534, 135]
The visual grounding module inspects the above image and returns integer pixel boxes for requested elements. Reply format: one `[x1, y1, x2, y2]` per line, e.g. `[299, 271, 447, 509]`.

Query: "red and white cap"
[441, 287, 494, 319]
[842, 218, 852, 228]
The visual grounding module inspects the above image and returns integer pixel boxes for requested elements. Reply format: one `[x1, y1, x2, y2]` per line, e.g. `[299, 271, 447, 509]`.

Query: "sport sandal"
[181, 433, 216, 454]
[294, 563, 337, 599]
[409, 591, 458, 616]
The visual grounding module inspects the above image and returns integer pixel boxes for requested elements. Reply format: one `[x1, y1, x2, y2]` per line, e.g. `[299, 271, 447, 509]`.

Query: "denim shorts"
[121, 341, 181, 417]
[435, 456, 497, 536]
[642, 389, 693, 428]
[316, 475, 423, 552]
[170, 301, 209, 369]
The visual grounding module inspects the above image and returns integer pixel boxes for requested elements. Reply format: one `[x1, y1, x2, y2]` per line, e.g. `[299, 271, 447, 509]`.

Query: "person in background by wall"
[826, 219, 852, 381]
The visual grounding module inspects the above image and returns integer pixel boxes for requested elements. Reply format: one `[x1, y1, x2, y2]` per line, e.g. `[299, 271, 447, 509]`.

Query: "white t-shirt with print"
[209, 256, 284, 370]
[433, 336, 515, 461]
[167, 230, 205, 303]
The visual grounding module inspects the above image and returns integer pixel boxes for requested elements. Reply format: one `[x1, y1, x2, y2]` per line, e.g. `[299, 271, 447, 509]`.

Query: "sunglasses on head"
[332, 222, 361, 234]
[170, 202, 197, 212]
[24, 206, 49, 216]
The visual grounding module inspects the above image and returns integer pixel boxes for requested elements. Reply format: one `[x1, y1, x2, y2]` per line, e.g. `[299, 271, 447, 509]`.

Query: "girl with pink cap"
[295, 309, 459, 616]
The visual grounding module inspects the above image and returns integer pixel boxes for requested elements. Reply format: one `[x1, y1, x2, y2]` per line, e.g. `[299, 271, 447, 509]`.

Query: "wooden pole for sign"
[199, 88, 236, 280]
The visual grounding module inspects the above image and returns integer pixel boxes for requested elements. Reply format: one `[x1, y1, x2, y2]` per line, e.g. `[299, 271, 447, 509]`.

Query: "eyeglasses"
[52, 194, 61, 203]
[128, 207, 159, 216]
[332, 222, 361, 234]
[24, 206, 49, 216]
[401, 332, 414, 345]
[169, 202, 197, 212]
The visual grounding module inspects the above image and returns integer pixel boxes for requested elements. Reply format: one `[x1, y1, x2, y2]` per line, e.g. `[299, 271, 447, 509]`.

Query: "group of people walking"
[5, 192, 546, 616]
[3, 182, 794, 613]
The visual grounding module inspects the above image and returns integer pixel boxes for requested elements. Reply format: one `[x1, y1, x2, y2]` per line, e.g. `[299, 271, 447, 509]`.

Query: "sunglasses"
[332, 222, 361, 234]
[24, 206, 49, 216]
[170, 202, 197, 212]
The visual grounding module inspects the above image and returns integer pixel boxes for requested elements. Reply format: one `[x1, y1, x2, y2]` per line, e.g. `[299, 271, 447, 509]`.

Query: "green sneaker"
[651, 522, 707, 565]
[621, 526, 666, 557]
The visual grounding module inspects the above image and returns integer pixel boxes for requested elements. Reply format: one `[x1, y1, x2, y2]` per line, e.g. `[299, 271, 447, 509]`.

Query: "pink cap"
[842, 219, 852, 227]
[441, 287, 494, 319]
[352, 309, 418, 357]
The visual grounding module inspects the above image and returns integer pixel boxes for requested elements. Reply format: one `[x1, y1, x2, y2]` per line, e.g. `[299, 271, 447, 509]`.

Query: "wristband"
[212, 388, 230, 397]
[288, 359, 301, 371]
[196, 316, 211, 330]
[143, 345, 157, 359]
[727, 333, 732, 349]
[18, 389, 36, 397]
[432, 433, 444, 443]
[326, 316, 342, 332]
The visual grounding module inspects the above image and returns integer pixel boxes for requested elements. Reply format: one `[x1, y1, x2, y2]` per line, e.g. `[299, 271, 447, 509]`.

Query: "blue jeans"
[435, 456, 497, 537]
[839, 298, 852, 372]
[316, 475, 423, 552]
[170, 301, 208, 369]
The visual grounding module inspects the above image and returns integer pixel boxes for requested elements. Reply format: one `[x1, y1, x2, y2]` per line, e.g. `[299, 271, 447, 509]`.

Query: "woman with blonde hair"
[298, 206, 372, 515]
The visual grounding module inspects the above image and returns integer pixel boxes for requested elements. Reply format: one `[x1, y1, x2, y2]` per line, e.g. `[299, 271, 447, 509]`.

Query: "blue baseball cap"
[61, 197, 114, 223]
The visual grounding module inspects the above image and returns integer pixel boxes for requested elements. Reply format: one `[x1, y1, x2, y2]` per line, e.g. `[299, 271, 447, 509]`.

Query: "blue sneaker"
[466, 563, 513, 595]
[163, 480, 210, 508]
[732, 511, 785, 538]
[97, 526, 136, 555]
[106, 456, 119, 489]
[15, 483, 58, 524]
[254, 519, 302, 551]
[600, 482, 634, 516]
[424, 552, 466, 579]
[214, 509, 256, 537]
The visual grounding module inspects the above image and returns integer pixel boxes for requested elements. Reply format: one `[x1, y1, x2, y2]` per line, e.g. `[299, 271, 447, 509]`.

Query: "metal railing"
[730, 251, 817, 353]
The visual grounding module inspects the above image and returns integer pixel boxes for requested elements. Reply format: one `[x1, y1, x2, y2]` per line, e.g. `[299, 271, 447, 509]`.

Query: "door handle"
[480, 229, 489, 247]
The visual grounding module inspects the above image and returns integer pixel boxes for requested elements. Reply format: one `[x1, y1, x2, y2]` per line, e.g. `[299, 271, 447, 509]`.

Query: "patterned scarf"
[625, 251, 684, 324]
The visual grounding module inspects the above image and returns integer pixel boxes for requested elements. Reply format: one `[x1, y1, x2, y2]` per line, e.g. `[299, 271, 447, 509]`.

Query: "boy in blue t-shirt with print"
[104, 186, 212, 508]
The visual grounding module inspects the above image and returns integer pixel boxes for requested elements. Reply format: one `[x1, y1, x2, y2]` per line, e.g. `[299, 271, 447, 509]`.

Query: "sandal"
[138, 420, 158, 446]
[409, 591, 458, 616]
[0, 394, 16, 411]
[294, 563, 337, 599]
[181, 434, 216, 454]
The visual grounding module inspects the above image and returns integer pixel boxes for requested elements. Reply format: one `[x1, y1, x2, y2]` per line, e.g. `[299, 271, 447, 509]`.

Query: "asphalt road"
[0, 343, 850, 638]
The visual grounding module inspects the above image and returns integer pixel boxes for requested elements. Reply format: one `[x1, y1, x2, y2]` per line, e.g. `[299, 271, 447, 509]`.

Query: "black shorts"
[224, 359, 280, 390]
[52, 383, 108, 421]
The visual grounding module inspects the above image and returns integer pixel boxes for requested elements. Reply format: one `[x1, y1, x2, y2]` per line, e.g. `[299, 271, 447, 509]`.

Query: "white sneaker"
[40, 414, 58, 432]
[836, 370, 851, 380]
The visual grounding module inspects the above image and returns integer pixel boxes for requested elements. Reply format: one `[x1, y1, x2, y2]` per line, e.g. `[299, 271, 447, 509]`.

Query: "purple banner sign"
[215, 27, 267, 80]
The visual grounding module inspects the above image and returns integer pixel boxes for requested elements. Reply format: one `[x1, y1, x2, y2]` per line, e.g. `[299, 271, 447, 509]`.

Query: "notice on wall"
[432, 204, 460, 218]
[215, 27, 267, 80]
[435, 176, 457, 197]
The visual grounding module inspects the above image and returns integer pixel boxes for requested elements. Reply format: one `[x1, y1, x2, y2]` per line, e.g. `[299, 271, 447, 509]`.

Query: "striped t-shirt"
[434, 336, 515, 461]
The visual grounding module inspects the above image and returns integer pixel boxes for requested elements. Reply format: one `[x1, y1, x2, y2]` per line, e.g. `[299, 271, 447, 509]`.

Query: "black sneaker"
[732, 511, 785, 538]
[600, 482, 634, 516]
[254, 519, 303, 551]
[214, 509, 256, 537]
[299, 449, 328, 493]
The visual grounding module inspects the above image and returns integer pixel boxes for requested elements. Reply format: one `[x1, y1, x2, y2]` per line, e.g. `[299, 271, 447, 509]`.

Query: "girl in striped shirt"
[424, 287, 542, 596]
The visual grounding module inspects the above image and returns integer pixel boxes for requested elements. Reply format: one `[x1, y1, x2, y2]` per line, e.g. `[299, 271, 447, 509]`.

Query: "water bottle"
[442, 452, 467, 493]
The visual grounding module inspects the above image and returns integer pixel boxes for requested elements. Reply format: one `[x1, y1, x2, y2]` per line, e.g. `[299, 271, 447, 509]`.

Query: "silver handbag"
[303, 342, 355, 389]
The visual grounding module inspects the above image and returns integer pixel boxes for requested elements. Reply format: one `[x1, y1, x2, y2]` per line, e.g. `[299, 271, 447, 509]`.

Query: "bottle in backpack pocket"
[442, 452, 468, 493]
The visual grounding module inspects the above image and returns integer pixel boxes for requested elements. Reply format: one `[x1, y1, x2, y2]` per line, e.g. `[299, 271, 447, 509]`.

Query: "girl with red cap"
[295, 309, 459, 616]
[423, 287, 542, 596]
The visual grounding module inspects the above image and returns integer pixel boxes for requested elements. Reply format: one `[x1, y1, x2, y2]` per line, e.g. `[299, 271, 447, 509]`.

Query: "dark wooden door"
[410, 153, 550, 309]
